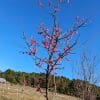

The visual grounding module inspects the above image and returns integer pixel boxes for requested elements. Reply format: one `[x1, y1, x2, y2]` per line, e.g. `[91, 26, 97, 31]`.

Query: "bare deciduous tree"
[74, 52, 99, 100]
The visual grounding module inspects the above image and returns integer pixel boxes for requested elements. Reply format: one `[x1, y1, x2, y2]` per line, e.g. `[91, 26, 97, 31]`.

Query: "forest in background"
[0, 69, 100, 99]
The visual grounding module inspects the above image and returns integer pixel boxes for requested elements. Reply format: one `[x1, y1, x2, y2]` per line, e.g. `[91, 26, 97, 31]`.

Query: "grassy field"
[0, 83, 81, 100]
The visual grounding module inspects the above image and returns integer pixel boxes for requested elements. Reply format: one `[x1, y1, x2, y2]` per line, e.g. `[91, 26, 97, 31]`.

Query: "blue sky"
[0, 0, 100, 79]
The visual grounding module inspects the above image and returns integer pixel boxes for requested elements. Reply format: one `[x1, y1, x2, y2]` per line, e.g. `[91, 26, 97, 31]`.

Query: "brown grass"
[0, 83, 81, 100]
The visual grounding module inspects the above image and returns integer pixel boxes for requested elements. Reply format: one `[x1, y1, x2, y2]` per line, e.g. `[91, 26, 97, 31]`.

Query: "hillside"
[0, 82, 81, 100]
[0, 69, 100, 100]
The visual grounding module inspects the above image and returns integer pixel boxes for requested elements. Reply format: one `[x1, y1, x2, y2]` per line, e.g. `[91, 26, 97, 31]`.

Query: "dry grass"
[0, 83, 81, 100]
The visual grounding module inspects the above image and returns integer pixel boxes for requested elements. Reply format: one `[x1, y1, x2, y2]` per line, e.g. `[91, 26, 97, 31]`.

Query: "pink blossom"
[38, 0, 44, 8]
[32, 48, 36, 55]
[54, 8, 59, 12]
[42, 40, 49, 49]
[31, 38, 36, 45]
[53, 67, 58, 70]
[48, 36, 52, 43]
[51, 42, 56, 47]
[64, 45, 70, 51]
[66, 35, 71, 40]
[70, 30, 74, 34]
[56, 57, 61, 62]
[54, 28, 60, 38]
[48, 60, 52, 65]
[54, 28, 59, 34]
[51, 48, 56, 52]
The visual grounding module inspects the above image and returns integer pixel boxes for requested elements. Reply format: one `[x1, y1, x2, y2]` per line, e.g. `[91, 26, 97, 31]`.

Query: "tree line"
[0, 69, 100, 99]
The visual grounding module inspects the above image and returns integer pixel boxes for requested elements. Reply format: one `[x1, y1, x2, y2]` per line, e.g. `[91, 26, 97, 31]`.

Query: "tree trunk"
[54, 74, 57, 95]
[46, 73, 49, 100]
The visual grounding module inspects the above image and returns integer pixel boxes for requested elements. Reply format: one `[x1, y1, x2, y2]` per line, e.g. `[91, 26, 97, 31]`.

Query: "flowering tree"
[22, 0, 88, 100]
